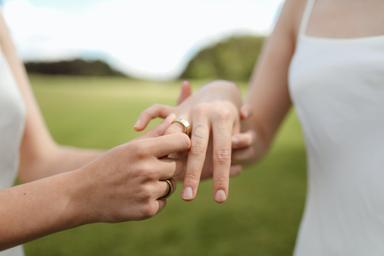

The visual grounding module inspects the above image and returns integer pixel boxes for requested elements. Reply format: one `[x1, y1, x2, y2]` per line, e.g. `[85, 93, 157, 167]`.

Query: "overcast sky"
[1, 0, 283, 79]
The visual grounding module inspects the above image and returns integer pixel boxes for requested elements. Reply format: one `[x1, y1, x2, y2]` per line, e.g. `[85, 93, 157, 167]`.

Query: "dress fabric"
[0, 45, 26, 255]
[289, 0, 384, 255]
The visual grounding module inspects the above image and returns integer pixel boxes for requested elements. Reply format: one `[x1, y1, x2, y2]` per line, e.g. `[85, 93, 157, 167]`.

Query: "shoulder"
[276, 0, 308, 39]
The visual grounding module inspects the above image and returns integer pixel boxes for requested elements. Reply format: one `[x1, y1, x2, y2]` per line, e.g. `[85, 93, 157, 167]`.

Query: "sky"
[1, 0, 283, 80]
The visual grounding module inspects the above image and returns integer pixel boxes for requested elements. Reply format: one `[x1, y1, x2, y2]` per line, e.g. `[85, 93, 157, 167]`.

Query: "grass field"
[25, 75, 307, 256]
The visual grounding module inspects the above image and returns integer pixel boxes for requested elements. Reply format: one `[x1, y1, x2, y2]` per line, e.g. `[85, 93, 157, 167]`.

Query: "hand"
[231, 104, 260, 164]
[135, 81, 243, 203]
[71, 127, 191, 223]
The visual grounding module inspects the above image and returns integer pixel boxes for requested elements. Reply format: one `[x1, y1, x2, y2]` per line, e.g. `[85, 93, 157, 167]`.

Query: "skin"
[0, 12, 192, 250]
[135, 81, 245, 203]
[137, 0, 384, 204]
[0, 131, 191, 250]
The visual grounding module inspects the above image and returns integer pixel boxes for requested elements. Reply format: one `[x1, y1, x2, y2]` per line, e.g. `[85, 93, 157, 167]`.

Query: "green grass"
[25, 76, 307, 256]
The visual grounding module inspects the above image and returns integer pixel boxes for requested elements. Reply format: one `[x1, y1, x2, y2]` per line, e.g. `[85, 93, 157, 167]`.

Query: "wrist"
[202, 80, 242, 106]
[59, 168, 94, 227]
[177, 80, 243, 116]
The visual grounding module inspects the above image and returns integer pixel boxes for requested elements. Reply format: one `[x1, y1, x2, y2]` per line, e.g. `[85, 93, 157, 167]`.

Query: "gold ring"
[171, 117, 192, 135]
[160, 179, 176, 199]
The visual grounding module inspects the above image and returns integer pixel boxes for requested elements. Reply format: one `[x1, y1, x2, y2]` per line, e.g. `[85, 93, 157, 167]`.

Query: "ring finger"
[156, 179, 176, 200]
[182, 114, 210, 201]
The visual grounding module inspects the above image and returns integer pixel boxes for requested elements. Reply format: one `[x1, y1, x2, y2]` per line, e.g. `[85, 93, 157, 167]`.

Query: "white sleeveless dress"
[0, 33, 26, 256]
[289, 0, 384, 255]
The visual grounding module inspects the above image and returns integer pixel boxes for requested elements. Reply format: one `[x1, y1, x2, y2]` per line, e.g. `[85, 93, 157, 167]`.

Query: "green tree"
[181, 35, 265, 81]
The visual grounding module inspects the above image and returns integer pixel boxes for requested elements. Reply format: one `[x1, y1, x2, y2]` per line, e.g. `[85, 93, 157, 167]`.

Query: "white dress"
[0, 39, 26, 256]
[289, 0, 384, 255]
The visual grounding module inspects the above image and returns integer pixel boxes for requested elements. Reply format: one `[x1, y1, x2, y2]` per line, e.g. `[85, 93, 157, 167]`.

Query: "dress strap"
[299, 0, 316, 36]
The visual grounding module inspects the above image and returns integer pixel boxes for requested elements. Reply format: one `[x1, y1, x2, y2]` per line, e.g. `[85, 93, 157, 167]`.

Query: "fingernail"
[182, 187, 193, 200]
[215, 190, 227, 203]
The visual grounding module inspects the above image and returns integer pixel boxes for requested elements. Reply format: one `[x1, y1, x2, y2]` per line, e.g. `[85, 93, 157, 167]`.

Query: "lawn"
[25, 75, 307, 256]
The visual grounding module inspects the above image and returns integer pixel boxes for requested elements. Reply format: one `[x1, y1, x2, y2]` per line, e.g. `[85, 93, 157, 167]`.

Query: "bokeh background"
[2, 0, 308, 255]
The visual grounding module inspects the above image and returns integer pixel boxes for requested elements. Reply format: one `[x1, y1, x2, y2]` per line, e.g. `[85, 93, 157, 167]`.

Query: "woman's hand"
[70, 128, 191, 223]
[135, 81, 243, 203]
[231, 104, 264, 165]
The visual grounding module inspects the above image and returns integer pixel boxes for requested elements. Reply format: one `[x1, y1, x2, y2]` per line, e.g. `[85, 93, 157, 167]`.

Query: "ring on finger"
[171, 117, 192, 136]
[160, 178, 176, 199]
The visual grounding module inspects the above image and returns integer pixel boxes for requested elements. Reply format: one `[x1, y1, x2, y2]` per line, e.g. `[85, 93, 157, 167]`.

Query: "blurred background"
[2, 0, 307, 255]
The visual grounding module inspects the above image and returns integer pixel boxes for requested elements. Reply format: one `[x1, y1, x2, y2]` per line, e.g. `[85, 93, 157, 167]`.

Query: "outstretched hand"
[134, 81, 255, 204]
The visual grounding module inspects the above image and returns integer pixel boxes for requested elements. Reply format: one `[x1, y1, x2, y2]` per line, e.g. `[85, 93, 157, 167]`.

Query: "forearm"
[0, 170, 83, 250]
[237, 0, 297, 160]
[19, 145, 102, 183]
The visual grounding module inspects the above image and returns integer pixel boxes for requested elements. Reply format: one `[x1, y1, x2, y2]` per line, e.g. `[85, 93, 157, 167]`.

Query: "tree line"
[25, 35, 265, 81]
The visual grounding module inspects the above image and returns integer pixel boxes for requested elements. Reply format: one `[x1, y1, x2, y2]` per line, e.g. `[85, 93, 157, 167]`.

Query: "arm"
[232, 0, 305, 163]
[0, 128, 190, 250]
[0, 13, 101, 182]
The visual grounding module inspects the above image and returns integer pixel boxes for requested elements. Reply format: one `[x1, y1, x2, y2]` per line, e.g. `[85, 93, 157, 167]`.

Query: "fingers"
[232, 147, 256, 165]
[230, 165, 243, 177]
[177, 81, 192, 105]
[145, 114, 176, 138]
[182, 115, 210, 201]
[233, 115, 241, 135]
[212, 120, 233, 203]
[154, 199, 167, 215]
[153, 180, 176, 200]
[164, 121, 187, 135]
[134, 104, 174, 131]
[232, 130, 255, 150]
[145, 133, 191, 158]
[240, 104, 252, 120]
[156, 158, 186, 180]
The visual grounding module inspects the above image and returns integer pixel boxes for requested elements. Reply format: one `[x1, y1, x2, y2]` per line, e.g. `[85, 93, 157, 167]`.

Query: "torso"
[289, 0, 384, 255]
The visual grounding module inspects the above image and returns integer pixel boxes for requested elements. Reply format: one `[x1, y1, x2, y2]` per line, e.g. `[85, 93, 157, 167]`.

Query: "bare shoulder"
[275, 0, 308, 40]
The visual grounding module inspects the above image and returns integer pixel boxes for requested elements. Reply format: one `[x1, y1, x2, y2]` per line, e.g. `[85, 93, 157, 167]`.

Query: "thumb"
[240, 104, 252, 120]
[177, 81, 192, 105]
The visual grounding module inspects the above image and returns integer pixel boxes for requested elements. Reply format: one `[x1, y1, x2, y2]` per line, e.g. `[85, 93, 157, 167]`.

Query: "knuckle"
[214, 176, 228, 189]
[184, 172, 199, 184]
[192, 124, 208, 140]
[141, 110, 151, 119]
[190, 141, 206, 156]
[193, 103, 209, 115]
[216, 108, 233, 121]
[141, 202, 158, 218]
[139, 163, 156, 177]
[151, 104, 167, 114]
[140, 185, 153, 200]
[143, 168, 157, 180]
[134, 143, 149, 158]
[214, 148, 231, 165]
